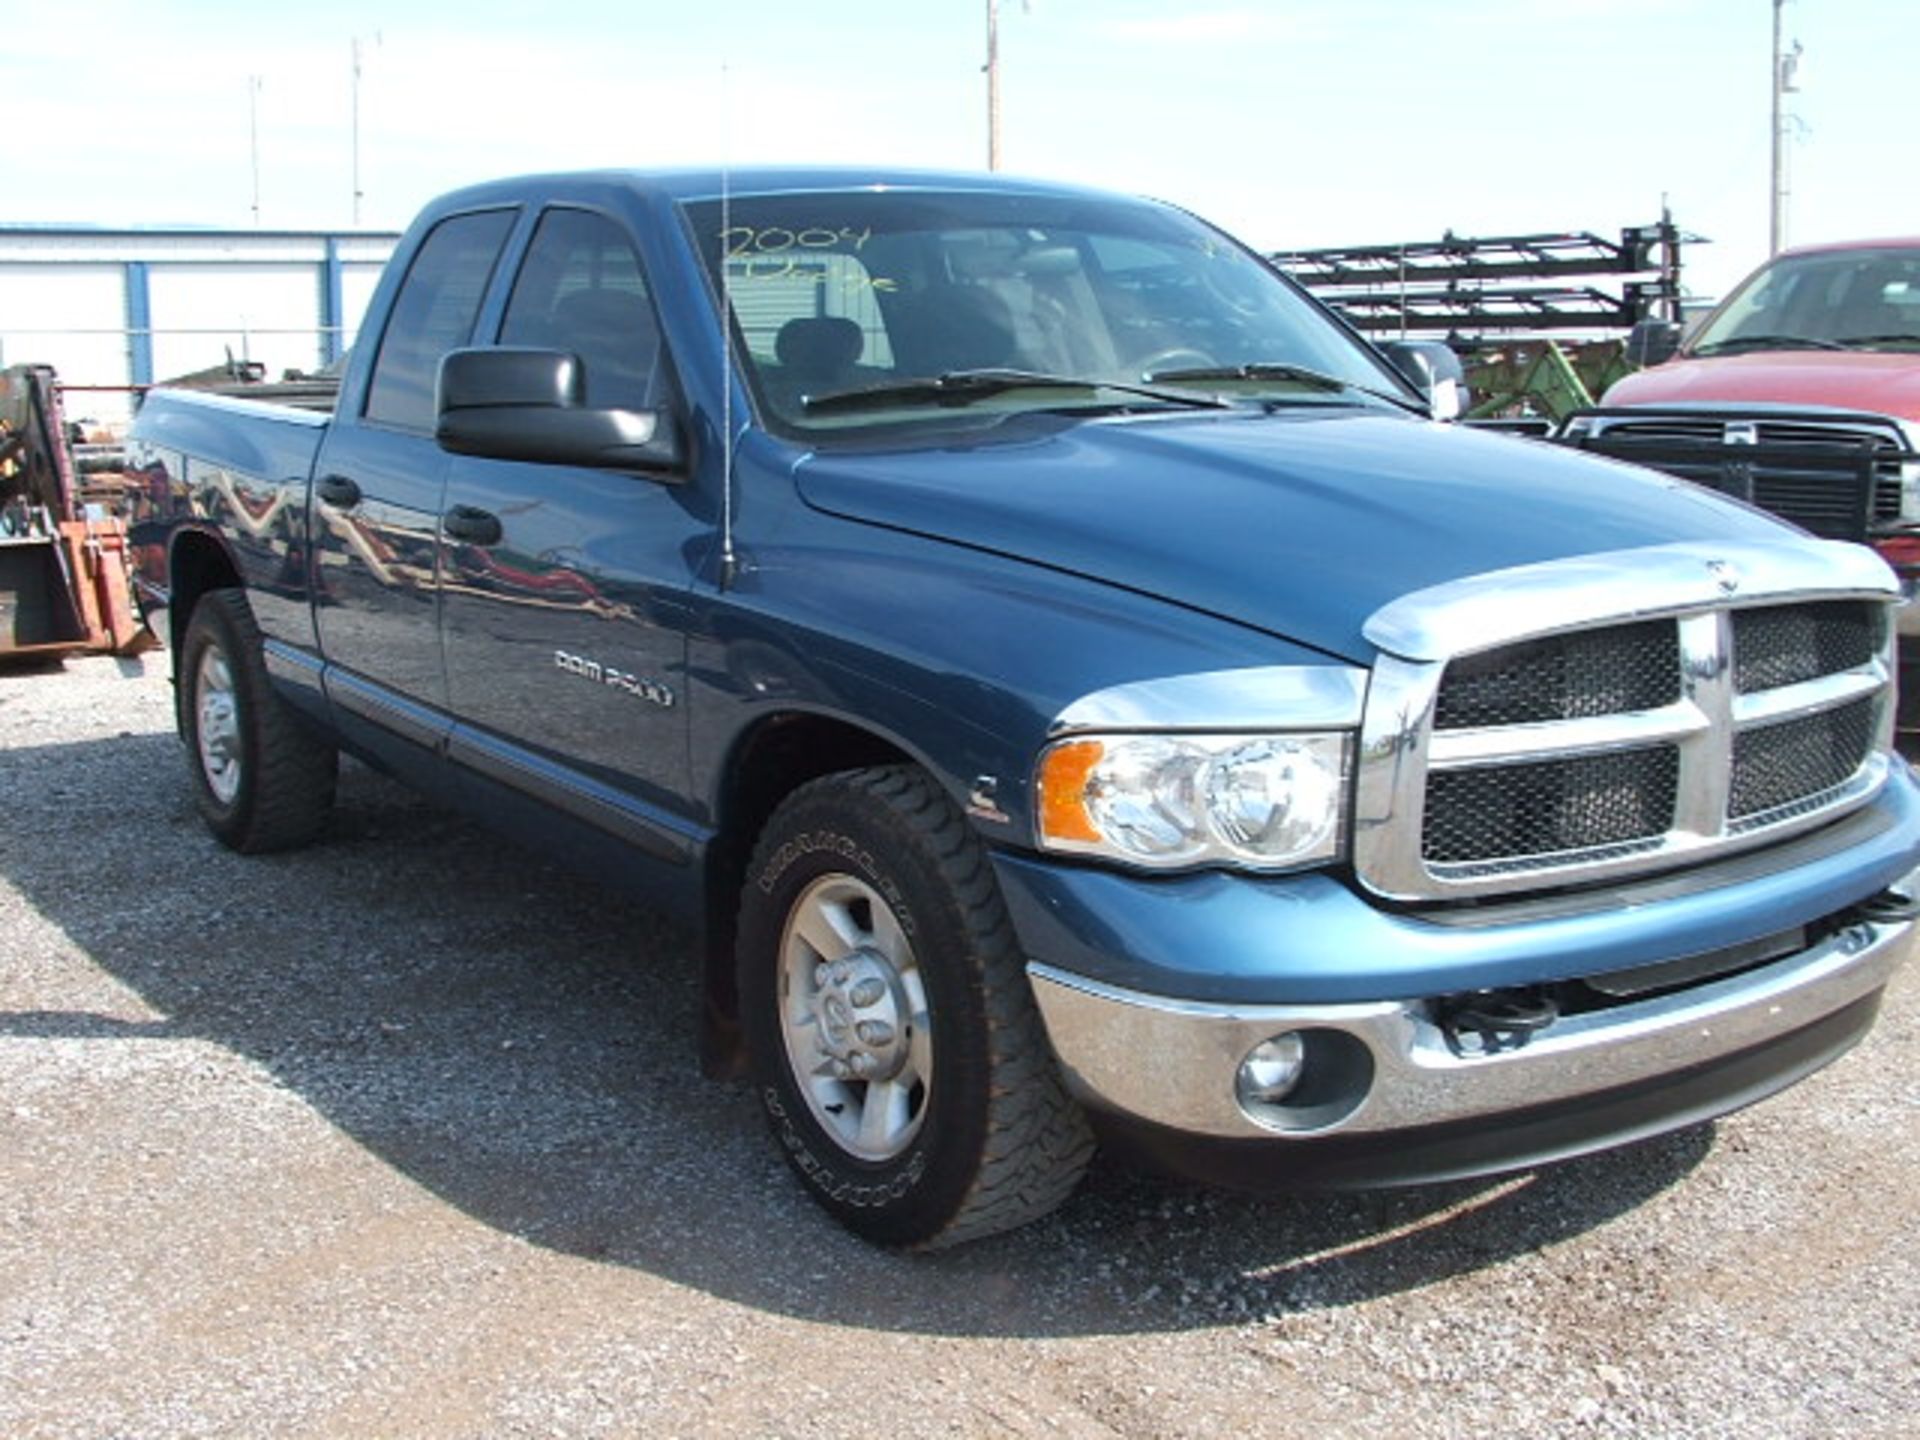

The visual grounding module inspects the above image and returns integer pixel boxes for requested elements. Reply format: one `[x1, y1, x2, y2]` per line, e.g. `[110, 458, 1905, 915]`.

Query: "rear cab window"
[363, 209, 516, 431]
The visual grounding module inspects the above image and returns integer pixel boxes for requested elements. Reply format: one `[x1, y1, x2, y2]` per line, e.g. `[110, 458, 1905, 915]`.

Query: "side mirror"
[1380, 339, 1467, 421]
[1626, 320, 1683, 369]
[434, 347, 684, 476]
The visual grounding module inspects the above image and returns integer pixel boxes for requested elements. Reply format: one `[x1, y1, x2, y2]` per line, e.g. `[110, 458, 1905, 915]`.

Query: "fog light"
[1236, 1032, 1307, 1106]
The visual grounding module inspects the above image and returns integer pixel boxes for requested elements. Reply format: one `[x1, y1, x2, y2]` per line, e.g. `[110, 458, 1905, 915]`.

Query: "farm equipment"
[1273, 218, 1696, 423]
[0, 364, 154, 660]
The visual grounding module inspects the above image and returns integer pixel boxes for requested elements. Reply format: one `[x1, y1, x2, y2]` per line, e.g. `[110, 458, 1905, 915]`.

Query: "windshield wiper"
[1146, 360, 1344, 390]
[801, 369, 1231, 416]
[1836, 333, 1920, 349]
[1691, 334, 1849, 356]
[1146, 360, 1425, 414]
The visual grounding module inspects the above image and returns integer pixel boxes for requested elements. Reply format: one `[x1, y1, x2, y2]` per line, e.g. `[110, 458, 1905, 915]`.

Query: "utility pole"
[351, 35, 382, 225]
[248, 75, 263, 227]
[985, 1, 1029, 171]
[1769, 0, 1802, 254]
[986, 0, 1002, 171]
[351, 37, 365, 226]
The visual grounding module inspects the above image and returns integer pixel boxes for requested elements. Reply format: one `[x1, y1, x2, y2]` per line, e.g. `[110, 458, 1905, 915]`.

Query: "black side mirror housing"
[434, 347, 684, 476]
[1626, 320, 1683, 369]
[1380, 339, 1468, 420]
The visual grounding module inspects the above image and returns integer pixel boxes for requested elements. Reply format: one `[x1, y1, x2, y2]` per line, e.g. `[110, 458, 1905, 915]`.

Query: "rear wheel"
[179, 590, 336, 852]
[738, 765, 1093, 1248]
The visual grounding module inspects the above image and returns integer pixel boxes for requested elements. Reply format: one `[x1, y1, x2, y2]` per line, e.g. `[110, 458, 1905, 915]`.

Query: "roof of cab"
[423, 166, 1137, 212]
[1778, 235, 1920, 257]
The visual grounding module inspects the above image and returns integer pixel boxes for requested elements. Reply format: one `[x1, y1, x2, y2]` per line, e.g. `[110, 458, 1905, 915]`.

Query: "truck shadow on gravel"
[3, 731, 1710, 1339]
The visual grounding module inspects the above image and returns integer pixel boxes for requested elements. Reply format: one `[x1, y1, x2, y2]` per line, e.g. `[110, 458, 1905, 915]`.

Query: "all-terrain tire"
[178, 589, 337, 853]
[738, 765, 1094, 1249]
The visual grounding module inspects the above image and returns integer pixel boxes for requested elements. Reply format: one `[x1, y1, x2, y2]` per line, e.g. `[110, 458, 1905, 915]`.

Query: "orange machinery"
[0, 365, 155, 660]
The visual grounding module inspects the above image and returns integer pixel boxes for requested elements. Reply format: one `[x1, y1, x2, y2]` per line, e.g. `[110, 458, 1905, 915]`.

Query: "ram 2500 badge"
[126, 170, 1920, 1247]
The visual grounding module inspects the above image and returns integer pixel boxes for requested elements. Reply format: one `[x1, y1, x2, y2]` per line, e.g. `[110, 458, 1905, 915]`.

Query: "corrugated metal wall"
[0, 228, 398, 425]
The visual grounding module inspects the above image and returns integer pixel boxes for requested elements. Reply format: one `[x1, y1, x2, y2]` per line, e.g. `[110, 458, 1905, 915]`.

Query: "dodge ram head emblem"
[1706, 559, 1741, 596]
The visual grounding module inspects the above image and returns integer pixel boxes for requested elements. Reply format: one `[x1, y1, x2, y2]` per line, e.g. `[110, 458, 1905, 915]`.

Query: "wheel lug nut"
[855, 1019, 894, 1047]
[850, 978, 886, 1008]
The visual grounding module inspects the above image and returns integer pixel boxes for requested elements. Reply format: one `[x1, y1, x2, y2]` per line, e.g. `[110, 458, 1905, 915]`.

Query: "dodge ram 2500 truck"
[126, 170, 1920, 1248]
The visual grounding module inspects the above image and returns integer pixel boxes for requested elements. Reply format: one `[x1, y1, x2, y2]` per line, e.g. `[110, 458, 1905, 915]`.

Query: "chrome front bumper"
[1029, 902, 1915, 1143]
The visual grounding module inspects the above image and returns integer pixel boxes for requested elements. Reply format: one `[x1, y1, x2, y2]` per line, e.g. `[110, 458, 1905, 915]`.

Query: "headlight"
[1035, 732, 1349, 871]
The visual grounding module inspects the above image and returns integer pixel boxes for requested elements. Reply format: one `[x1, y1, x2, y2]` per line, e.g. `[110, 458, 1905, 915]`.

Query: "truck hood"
[792, 410, 1789, 662]
[1604, 350, 1920, 422]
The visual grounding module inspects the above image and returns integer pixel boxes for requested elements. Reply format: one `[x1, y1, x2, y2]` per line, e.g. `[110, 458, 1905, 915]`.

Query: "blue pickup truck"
[126, 168, 1919, 1248]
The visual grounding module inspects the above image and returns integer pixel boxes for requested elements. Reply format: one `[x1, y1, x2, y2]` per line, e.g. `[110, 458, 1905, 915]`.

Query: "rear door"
[438, 206, 708, 854]
[311, 207, 515, 741]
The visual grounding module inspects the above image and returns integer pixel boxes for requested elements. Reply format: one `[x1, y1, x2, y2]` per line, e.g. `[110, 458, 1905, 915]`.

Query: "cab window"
[363, 209, 515, 431]
[500, 209, 673, 412]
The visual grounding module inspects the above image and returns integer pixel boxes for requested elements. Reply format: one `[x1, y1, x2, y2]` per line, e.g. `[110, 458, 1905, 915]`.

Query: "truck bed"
[124, 387, 329, 634]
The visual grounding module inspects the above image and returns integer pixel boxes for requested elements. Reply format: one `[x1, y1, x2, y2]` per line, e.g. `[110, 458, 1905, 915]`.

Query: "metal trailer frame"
[1273, 220, 1698, 421]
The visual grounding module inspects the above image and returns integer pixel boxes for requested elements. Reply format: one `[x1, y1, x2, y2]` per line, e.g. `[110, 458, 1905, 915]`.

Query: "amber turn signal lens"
[1037, 739, 1106, 844]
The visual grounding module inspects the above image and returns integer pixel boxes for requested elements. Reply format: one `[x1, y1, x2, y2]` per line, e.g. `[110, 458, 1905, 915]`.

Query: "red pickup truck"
[1557, 238, 1920, 740]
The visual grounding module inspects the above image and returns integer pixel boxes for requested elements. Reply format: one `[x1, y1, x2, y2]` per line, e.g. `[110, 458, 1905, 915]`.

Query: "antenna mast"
[719, 64, 738, 589]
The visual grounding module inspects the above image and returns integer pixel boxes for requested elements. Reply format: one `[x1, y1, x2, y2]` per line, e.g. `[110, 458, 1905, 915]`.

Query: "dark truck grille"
[1424, 746, 1679, 864]
[1433, 620, 1679, 728]
[1559, 412, 1909, 543]
[1731, 601, 1884, 692]
[1422, 600, 1883, 871]
[1729, 695, 1879, 821]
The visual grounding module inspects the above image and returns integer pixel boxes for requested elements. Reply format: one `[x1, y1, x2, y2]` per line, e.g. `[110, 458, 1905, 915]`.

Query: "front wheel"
[179, 590, 337, 853]
[738, 766, 1093, 1248]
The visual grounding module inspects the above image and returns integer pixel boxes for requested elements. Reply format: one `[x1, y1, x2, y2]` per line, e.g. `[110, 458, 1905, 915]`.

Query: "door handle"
[315, 474, 362, 507]
[443, 504, 503, 546]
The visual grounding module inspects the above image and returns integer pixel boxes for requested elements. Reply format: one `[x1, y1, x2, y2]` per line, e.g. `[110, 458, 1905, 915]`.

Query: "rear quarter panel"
[126, 389, 329, 652]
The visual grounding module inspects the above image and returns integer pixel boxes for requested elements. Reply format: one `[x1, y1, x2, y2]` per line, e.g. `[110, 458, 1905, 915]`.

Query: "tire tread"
[183, 590, 336, 854]
[748, 764, 1094, 1249]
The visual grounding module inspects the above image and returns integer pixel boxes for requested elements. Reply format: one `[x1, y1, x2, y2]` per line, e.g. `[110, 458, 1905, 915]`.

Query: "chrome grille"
[1355, 540, 1897, 902]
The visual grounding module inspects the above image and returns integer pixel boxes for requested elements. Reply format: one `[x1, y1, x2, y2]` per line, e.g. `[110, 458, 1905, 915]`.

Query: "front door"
[438, 207, 708, 844]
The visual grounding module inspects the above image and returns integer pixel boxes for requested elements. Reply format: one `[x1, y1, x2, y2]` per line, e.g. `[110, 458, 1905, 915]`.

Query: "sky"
[5, 0, 1906, 300]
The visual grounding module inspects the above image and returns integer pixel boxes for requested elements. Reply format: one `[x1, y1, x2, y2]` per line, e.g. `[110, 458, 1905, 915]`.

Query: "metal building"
[0, 225, 399, 424]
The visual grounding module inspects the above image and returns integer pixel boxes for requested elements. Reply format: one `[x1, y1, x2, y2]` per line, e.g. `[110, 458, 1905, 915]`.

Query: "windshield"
[681, 189, 1413, 433]
[1691, 245, 1920, 355]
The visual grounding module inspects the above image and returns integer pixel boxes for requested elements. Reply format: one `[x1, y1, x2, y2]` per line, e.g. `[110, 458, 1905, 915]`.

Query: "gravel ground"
[2, 654, 1916, 1439]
